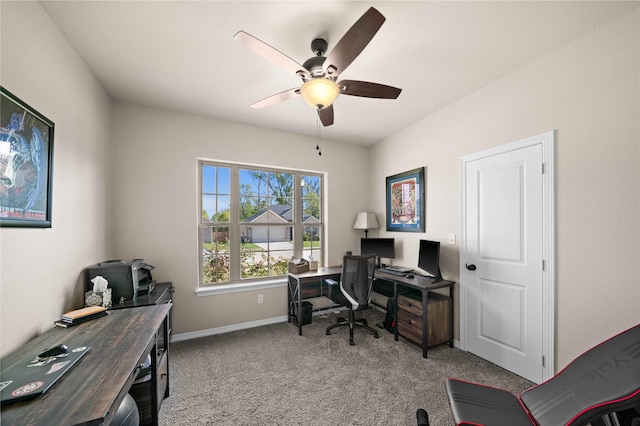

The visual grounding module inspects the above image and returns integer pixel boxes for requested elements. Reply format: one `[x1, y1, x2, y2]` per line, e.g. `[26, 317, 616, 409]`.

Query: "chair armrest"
[325, 278, 348, 306]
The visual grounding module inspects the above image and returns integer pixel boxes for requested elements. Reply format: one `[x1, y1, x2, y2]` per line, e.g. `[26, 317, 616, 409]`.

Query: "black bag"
[383, 296, 396, 333]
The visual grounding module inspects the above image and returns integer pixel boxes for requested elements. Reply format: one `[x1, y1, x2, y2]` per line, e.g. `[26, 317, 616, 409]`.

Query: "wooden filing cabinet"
[397, 292, 451, 348]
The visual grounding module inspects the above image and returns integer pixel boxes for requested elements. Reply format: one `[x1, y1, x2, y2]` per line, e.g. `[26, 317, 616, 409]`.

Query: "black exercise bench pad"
[521, 324, 640, 425]
[446, 324, 640, 426]
[446, 379, 534, 425]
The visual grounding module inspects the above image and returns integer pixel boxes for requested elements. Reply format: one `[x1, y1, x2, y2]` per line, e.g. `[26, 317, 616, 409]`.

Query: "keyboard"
[380, 267, 413, 276]
[384, 266, 414, 273]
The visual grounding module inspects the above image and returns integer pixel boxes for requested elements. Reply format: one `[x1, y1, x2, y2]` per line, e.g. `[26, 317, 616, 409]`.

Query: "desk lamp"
[353, 212, 379, 238]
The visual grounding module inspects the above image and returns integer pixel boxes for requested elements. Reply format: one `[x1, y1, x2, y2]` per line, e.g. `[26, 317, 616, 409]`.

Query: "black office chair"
[325, 254, 379, 345]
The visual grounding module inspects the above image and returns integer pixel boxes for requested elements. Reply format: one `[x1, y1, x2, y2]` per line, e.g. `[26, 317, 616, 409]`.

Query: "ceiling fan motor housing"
[302, 56, 328, 78]
[311, 38, 328, 56]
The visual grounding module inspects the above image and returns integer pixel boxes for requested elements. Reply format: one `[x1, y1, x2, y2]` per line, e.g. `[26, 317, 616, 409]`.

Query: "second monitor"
[360, 238, 395, 268]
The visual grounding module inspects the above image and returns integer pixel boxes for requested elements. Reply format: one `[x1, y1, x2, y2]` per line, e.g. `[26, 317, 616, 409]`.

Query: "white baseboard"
[171, 314, 462, 351]
[172, 315, 288, 342]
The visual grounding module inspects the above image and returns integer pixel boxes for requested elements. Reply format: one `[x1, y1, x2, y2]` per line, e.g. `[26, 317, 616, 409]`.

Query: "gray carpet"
[159, 309, 533, 425]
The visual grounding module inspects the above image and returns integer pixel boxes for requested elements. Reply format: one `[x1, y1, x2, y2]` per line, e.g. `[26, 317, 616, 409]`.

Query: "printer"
[85, 259, 155, 303]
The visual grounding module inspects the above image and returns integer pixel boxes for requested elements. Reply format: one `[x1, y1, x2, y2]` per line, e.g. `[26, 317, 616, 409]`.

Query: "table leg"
[393, 282, 399, 342]
[297, 278, 302, 336]
[422, 289, 429, 358]
[449, 284, 454, 348]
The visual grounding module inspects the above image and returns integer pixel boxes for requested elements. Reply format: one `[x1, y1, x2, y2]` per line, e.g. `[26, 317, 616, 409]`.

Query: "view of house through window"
[200, 161, 323, 286]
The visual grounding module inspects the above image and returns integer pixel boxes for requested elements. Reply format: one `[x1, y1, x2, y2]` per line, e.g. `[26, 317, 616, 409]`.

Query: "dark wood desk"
[287, 267, 454, 358]
[375, 269, 455, 358]
[0, 304, 171, 425]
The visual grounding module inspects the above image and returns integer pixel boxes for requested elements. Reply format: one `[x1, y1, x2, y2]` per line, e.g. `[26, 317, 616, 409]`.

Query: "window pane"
[217, 167, 230, 193]
[302, 200, 320, 223]
[202, 166, 231, 223]
[268, 172, 293, 201]
[203, 226, 230, 283]
[240, 169, 268, 196]
[240, 226, 292, 279]
[301, 175, 320, 199]
[301, 174, 321, 224]
[202, 195, 230, 222]
[268, 199, 293, 223]
[302, 226, 321, 261]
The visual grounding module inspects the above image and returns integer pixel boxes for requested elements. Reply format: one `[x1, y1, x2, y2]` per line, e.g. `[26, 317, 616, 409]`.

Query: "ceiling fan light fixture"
[300, 78, 339, 110]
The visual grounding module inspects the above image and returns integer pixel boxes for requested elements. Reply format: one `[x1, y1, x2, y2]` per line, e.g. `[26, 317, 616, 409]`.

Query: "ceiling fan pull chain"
[316, 112, 322, 156]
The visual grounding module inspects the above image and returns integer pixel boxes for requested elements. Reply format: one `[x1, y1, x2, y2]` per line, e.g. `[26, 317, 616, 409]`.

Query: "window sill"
[195, 278, 287, 297]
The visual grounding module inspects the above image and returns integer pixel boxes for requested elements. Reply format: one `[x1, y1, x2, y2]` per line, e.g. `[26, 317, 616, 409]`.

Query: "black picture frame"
[0, 87, 54, 228]
[386, 167, 425, 232]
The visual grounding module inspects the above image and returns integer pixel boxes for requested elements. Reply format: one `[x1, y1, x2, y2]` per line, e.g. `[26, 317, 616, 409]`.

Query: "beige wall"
[1, 1, 638, 375]
[110, 104, 371, 337]
[0, 1, 114, 356]
[370, 8, 640, 369]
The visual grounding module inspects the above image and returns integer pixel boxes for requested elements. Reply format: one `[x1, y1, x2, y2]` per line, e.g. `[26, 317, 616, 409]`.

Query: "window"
[199, 161, 323, 286]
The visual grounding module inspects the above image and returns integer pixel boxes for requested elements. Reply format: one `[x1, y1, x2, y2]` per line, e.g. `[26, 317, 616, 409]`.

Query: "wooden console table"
[0, 304, 171, 425]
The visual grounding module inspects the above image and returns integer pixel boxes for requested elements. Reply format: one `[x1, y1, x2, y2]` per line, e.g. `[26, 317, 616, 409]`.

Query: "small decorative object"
[288, 258, 309, 274]
[386, 167, 425, 232]
[0, 87, 54, 228]
[309, 256, 318, 271]
[85, 288, 112, 308]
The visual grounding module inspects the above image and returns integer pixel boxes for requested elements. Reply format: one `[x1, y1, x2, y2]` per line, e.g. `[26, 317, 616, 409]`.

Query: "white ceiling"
[39, 1, 638, 146]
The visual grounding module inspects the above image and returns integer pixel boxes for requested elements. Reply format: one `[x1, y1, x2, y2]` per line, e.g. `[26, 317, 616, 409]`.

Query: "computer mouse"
[38, 344, 68, 360]
[406, 274, 414, 278]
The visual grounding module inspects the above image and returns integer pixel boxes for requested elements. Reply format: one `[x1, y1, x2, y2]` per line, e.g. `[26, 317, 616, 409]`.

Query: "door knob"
[466, 264, 477, 271]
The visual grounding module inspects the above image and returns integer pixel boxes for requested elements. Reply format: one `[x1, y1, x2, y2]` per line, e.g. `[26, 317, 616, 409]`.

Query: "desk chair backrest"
[340, 254, 376, 311]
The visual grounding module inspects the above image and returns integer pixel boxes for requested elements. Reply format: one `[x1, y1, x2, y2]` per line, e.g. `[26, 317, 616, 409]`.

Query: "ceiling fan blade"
[338, 80, 402, 99]
[251, 88, 300, 109]
[318, 105, 334, 126]
[234, 31, 309, 79]
[323, 7, 385, 77]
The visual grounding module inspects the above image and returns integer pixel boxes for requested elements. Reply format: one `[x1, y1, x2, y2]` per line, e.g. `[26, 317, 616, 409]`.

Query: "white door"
[460, 132, 554, 383]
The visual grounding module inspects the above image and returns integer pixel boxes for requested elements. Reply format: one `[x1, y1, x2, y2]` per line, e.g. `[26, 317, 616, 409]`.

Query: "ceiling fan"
[234, 7, 402, 127]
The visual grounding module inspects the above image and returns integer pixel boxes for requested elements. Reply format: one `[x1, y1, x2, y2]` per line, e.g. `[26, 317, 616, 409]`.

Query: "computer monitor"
[418, 239, 442, 281]
[360, 238, 395, 267]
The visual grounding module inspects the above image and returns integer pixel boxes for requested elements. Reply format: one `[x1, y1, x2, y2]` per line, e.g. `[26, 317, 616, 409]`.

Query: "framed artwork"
[0, 87, 54, 227]
[386, 167, 425, 232]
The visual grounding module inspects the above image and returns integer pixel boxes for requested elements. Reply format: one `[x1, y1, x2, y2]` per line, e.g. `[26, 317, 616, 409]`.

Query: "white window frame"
[196, 159, 324, 296]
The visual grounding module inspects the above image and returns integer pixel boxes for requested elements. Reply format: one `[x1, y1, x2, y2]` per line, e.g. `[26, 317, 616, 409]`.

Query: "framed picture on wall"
[386, 167, 425, 232]
[0, 87, 54, 228]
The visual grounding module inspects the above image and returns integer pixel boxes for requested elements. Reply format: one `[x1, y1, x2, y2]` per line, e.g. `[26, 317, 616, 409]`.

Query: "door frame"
[459, 131, 555, 382]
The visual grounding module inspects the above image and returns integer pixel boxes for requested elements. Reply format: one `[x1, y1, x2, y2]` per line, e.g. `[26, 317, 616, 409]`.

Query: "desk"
[287, 266, 342, 335]
[375, 269, 455, 358]
[0, 304, 171, 425]
[287, 267, 454, 358]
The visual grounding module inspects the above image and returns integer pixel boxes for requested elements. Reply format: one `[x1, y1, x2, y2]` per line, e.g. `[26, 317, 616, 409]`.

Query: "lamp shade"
[300, 78, 340, 109]
[353, 212, 380, 231]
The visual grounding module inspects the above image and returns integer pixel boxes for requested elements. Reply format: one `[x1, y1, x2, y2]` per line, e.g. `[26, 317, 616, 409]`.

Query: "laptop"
[1, 346, 90, 404]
